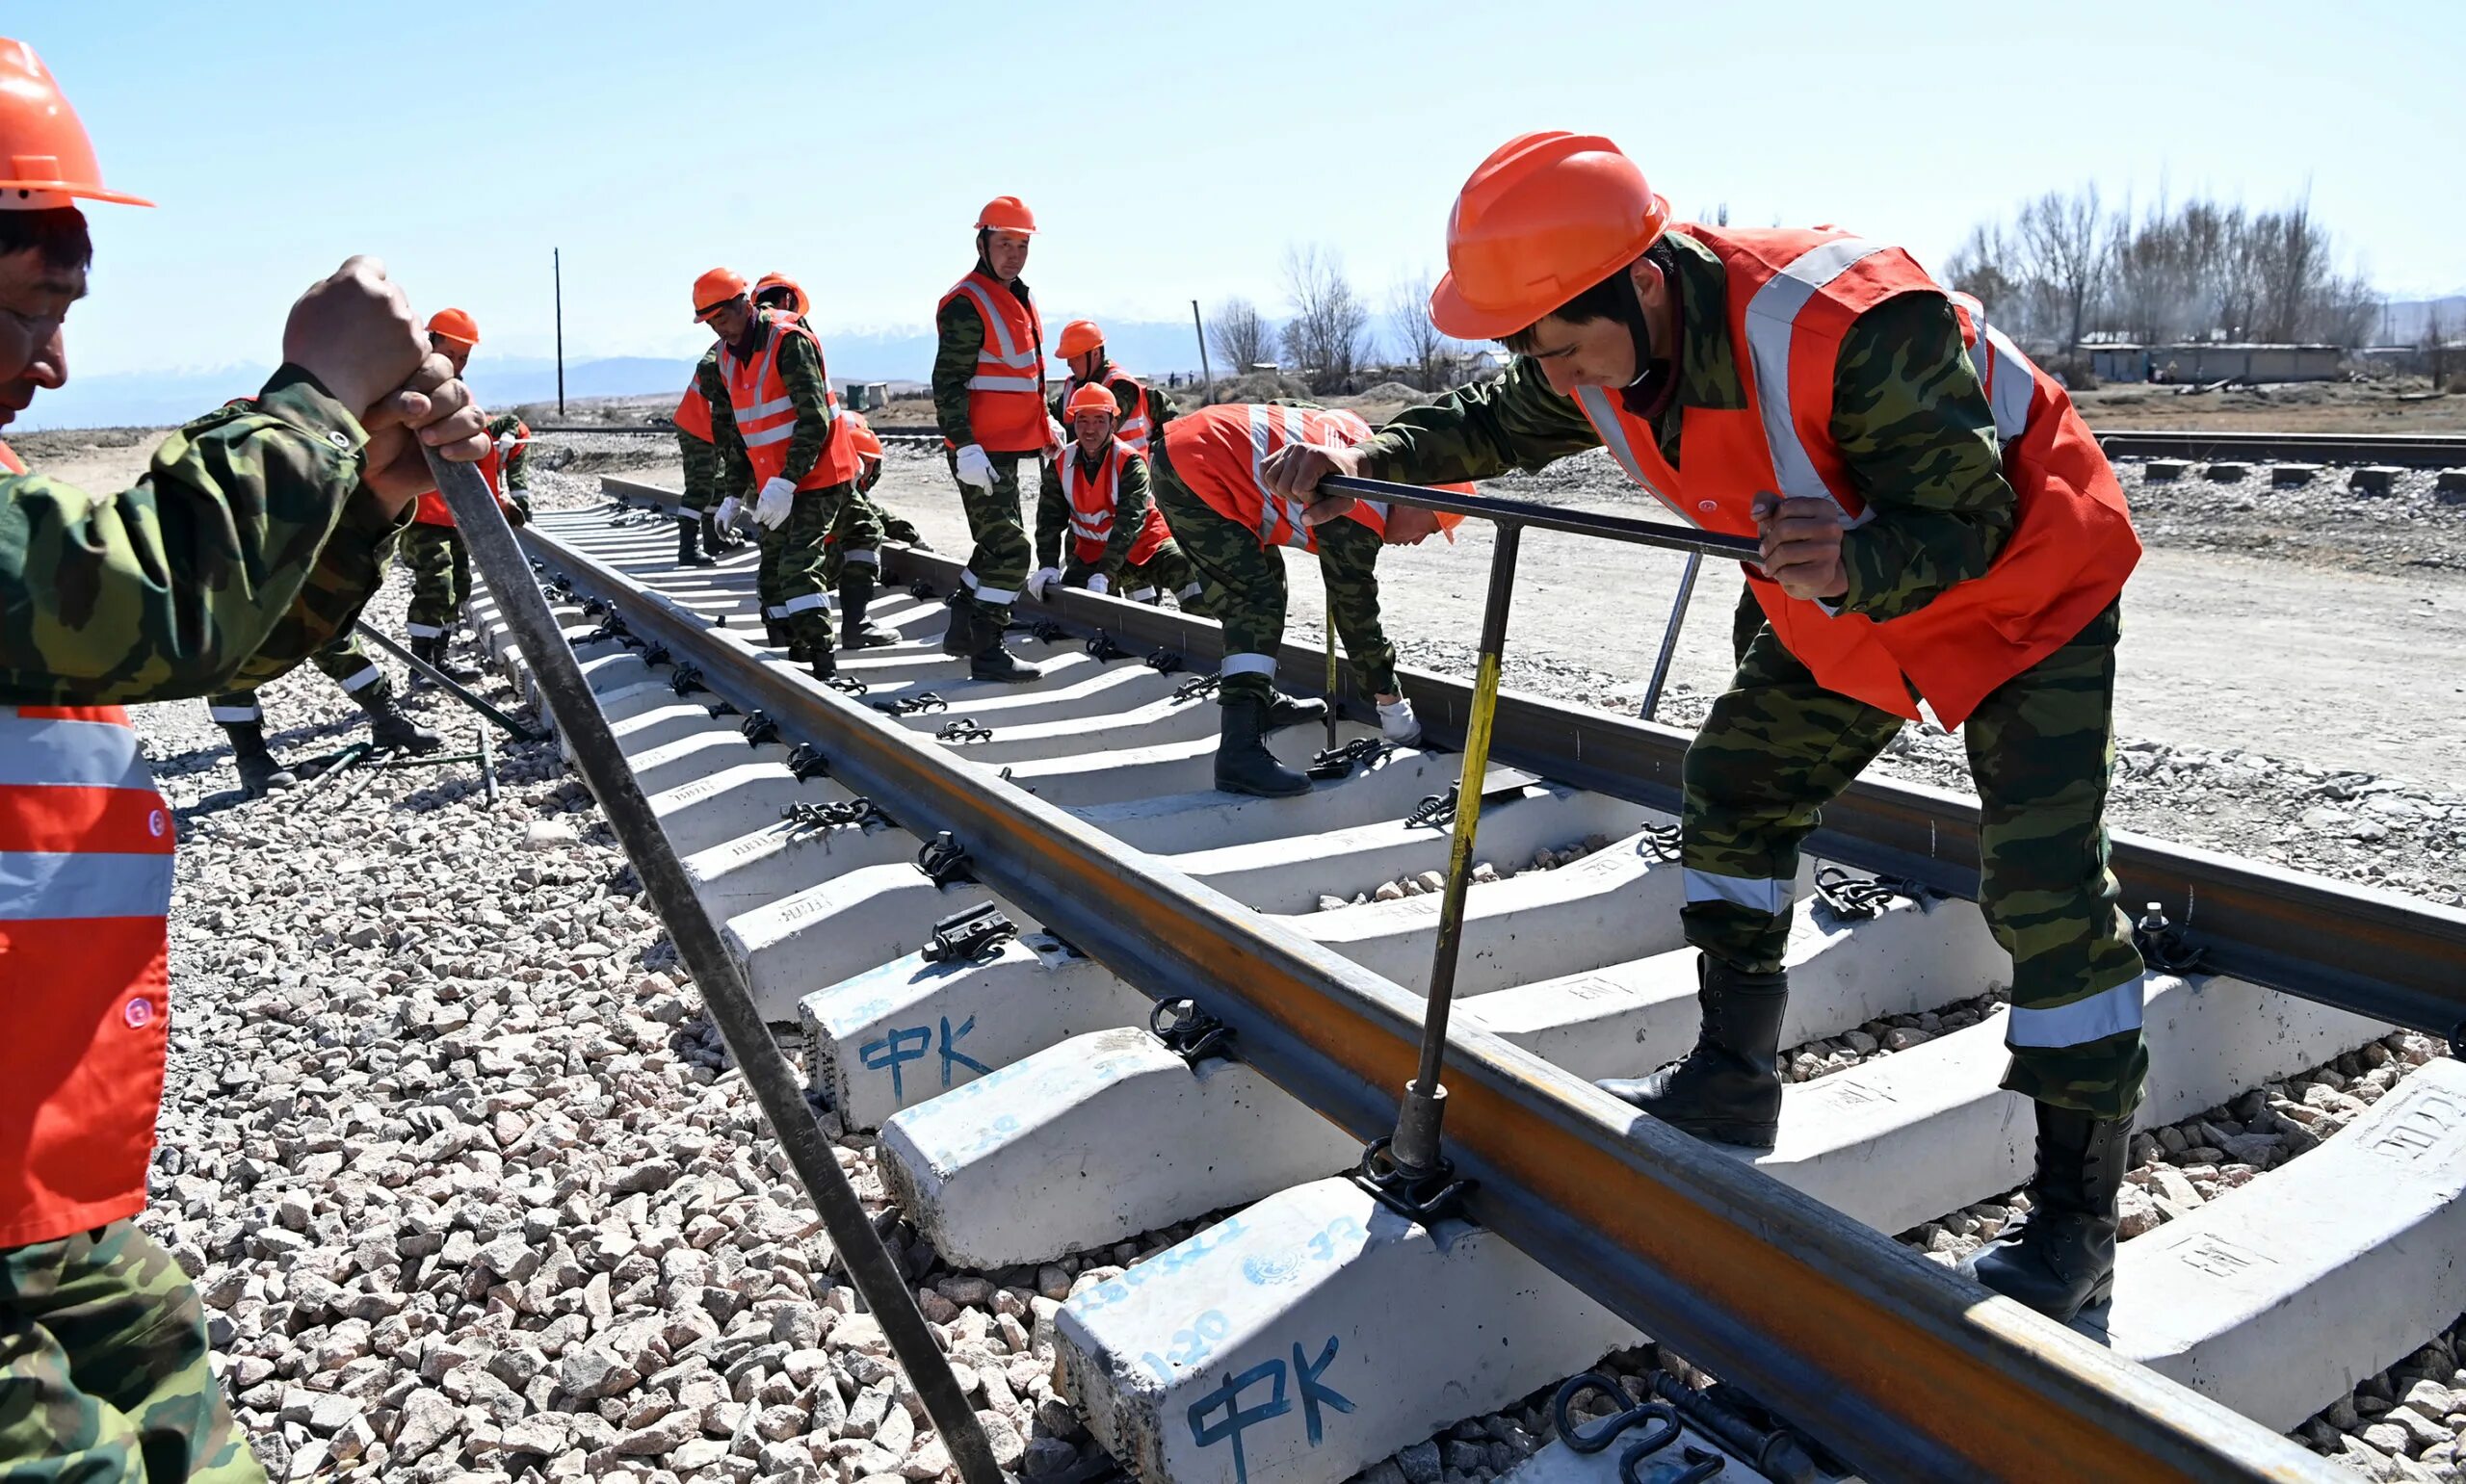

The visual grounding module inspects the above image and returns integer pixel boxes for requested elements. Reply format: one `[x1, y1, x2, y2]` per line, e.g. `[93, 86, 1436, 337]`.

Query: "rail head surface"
[523, 494, 2352, 1483]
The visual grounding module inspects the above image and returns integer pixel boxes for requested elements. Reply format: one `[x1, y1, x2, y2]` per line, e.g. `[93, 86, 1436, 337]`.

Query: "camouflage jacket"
[1356, 228, 2016, 621]
[696, 311, 837, 499]
[1036, 442, 1154, 574]
[0, 368, 400, 705]
[931, 264, 1039, 449]
[486, 410, 533, 519]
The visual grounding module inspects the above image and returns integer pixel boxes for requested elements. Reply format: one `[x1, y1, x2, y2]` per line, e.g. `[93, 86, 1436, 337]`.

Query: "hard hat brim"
[0, 179, 154, 208]
[1428, 269, 1532, 344]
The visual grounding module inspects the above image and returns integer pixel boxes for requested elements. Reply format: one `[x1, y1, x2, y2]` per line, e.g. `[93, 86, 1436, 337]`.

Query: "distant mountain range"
[13, 320, 1245, 431]
[2379, 294, 2466, 345]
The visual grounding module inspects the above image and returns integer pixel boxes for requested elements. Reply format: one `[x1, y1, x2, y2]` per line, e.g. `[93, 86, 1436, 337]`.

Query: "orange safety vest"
[0, 704, 177, 1247]
[0, 439, 22, 475]
[412, 418, 525, 528]
[673, 378, 714, 443]
[938, 270, 1047, 454]
[719, 310, 864, 492]
[1574, 225, 2140, 729]
[1067, 366, 1154, 456]
[1167, 404, 1479, 555]
[1059, 437, 1167, 565]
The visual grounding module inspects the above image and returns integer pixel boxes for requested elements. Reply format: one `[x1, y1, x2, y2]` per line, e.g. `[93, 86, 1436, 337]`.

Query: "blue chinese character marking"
[1292, 1337, 1353, 1445]
[938, 1014, 991, 1086]
[858, 1025, 931, 1099]
[1188, 1359, 1290, 1484]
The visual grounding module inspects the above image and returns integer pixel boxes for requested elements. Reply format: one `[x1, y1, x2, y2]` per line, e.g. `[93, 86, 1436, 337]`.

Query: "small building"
[2096, 343, 2344, 384]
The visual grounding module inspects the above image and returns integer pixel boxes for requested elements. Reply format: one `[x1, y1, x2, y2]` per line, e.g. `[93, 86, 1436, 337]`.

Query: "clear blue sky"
[34, 1, 2466, 378]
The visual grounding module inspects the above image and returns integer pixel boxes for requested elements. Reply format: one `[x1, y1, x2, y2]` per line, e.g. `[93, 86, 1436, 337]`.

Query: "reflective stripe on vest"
[720, 313, 860, 489]
[940, 273, 1048, 453]
[0, 705, 175, 1247]
[1106, 370, 1153, 455]
[1739, 236, 1889, 530]
[1062, 440, 1137, 556]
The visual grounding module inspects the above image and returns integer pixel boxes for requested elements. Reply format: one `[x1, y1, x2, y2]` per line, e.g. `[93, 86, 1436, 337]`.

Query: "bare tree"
[1385, 271, 1456, 391]
[1208, 297, 1271, 376]
[2015, 184, 2104, 351]
[1279, 243, 1372, 392]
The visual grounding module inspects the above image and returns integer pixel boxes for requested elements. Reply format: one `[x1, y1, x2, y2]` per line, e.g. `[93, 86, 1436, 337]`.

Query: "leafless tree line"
[1204, 246, 1468, 395]
[1945, 185, 2380, 352]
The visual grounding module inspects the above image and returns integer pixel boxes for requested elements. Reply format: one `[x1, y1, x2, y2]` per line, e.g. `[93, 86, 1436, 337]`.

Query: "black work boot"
[1958, 1102, 2131, 1321]
[939, 591, 978, 656]
[969, 605, 1043, 683]
[838, 569, 898, 650]
[792, 613, 837, 680]
[224, 723, 297, 797]
[762, 616, 791, 650]
[357, 685, 442, 754]
[677, 516, 716, 567]
[414, 636, 480, 684]
[1265, 691, 1330, 730]
[1596, 957, 1788, 1149]
[1214, 696, 1311, 797]
[703, 509, 739, 554]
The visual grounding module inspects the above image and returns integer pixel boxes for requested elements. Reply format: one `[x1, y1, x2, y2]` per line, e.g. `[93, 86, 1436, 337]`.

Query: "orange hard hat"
[753, 272, 807, 315]
[1064, 382, 1116, 422]
[0, 39, 152, 210]
[427, 307, 480, 349]
[842, 409, 883, 460]
[974, 195, 1036, 235]
[1055, 320, 1105, 360]
[693, 267, 748, 322]
[1429, 131, 1670, 342]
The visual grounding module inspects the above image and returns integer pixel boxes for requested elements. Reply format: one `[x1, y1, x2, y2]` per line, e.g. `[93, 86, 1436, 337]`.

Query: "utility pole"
[554, 247, 566, 417]
[1191, 299, 1214, 406]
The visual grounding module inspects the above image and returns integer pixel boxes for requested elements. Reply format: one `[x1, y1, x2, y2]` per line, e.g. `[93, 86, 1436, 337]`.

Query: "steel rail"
[597, 474, 2466, 1036]
[2096, 429, 2466, 468]
[517, 508, 2342, 1483]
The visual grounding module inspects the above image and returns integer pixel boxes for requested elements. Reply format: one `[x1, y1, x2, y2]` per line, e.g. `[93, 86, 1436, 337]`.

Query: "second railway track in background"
[471, 474, 2466, 1484]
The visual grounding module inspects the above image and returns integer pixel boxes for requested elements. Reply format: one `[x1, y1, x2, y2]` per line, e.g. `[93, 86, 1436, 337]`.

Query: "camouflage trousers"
[1152, 468, 1393, 708]
[758, 482, 879, 648]
[1063, 540, 1209, 613]
[948, 451, 1032, 619]
[677, 431, 718, 514]
[203, 631, 390, 728]
[399, 524, 468, 639]
[1683, 598, 2147, 1120]
[818, 491, 905, 589]
[0, 1221, 267, 1483]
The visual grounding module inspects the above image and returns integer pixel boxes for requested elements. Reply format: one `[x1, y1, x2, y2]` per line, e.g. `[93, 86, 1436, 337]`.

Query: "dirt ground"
[2069, 378, 2466, 434]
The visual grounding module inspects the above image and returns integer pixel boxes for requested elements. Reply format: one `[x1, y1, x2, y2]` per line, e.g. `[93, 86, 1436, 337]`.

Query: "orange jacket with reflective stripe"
[1059, 437, 1167, 565]
[673, 379, 714, 443]
[411, 419, 525, 528]
[939, 270, 1048, 454]
[719, 311, 864, 492]
[1574, 225, 2139, 728]
[1164, 404, 1471, 554]
[0, 704, 176, 1247]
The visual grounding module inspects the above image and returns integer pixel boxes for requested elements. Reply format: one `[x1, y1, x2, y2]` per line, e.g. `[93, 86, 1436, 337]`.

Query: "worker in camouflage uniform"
[1154, 403, 1456, 797]
[931, 196, 1050, 682]
[0, 40, 489, 1480]
[750, 274, 917, 588]
[670, 346, 730, 566]
[1031, 382, 1209, 612]
[694, 270, 890, 678]
[204, 630, 440, 795]
[1268, 133, 2147, 1323]
[399, 309, 529, 682]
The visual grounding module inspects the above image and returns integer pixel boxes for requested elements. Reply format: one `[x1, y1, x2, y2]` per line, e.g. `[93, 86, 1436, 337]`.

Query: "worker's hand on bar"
[358, 351, 490, 511]
[1751, 492, 1850, 602]
[1261, 441, 1365, 526]
[281, 256, 433, 418]
[1382, 504, 1444, 546]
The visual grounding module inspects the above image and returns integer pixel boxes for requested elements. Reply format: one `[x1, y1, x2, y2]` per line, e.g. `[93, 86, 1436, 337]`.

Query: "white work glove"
[954, 443, 994, 489]
[496, 429, 519, 458]
[1027, 566, 1062, 602]
[1085, 572, 1110, 596]
[1044, 416, 1067, 454]
[754, 476, 797, 530]
[1378, 697, 1424, 746]
[714, 496, 743, 532]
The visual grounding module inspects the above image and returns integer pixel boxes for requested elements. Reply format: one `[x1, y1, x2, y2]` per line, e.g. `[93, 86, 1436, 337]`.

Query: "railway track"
[466, 474, 2466, 1484]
